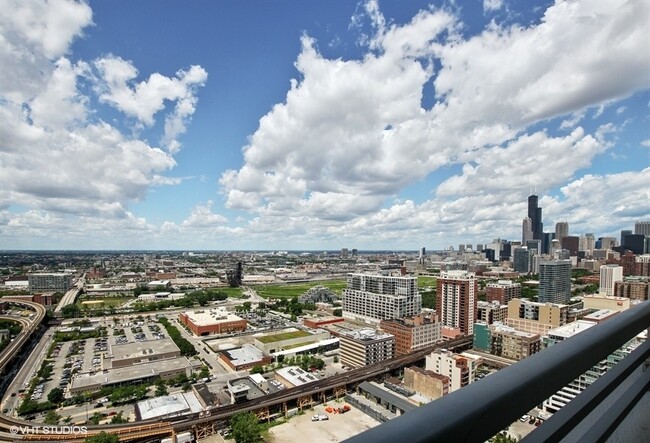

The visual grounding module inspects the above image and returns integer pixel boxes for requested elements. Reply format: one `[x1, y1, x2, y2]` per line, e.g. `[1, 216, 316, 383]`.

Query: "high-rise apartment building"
[435, 271, 477, 335]
[28, 273, 73, 292]
[555, 222, 569, 242]
[599, 264, 623, 296]
[486, 280, 521, 304]
[513, 247, 532, 274]
[538, 260, 572, 304]
[342, 274, 422, 324]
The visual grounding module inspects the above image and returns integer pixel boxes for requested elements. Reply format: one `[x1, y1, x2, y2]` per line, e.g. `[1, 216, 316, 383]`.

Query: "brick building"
[486, 280, 521, 304]
[403, 366, 449, 401]
[179, 309, 247, 336]
[379, 312, 441, 356]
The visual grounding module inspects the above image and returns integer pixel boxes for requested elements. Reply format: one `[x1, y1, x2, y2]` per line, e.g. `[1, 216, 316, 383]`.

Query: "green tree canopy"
[230, 411, 262, 443]
[47, 387, 64, 404]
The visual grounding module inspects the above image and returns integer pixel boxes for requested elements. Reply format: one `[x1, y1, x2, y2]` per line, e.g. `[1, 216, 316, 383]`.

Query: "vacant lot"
[267, 405, 380, 443]
[253, 280, 347, 299]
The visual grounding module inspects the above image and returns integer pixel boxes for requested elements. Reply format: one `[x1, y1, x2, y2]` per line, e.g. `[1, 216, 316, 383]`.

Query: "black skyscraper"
[527, 195, 543, 241]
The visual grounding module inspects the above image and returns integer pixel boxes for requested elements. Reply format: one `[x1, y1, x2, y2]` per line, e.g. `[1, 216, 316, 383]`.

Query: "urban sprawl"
[0, 195, 649, 442]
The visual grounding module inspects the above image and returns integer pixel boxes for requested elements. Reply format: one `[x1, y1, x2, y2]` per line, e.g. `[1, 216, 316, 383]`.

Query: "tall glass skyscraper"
[538, 260, 572, 304]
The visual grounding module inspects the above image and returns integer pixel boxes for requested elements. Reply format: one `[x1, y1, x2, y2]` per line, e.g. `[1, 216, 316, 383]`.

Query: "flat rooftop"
[110, 338, 179, 361]
[71, 357, 191, 390]
[137, 392, 203, 420]
[275, 366, 319, 387]
[183, 309, 243, 326]
[222, 344, 266, 366]
[342, 328, 393, 342]
[548, 320, 596, 339]
[583, 309, 619, 322]
[227, 377, 266, 400]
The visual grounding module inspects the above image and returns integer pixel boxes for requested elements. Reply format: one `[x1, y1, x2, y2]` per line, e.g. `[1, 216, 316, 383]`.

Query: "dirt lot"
[267, 404, 381, 443]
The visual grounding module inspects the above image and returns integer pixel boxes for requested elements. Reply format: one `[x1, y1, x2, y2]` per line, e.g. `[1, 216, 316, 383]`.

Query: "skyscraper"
[522, 217, 533, 244]
[538, 260, 572, 304]
[555, 222, 569, 242]
[514, 247, 532, 274]
[436, 271, 477, 335]
[635, 221, 650, 236]
[621, 230, 632, 247]
[527, 194, 543, 241]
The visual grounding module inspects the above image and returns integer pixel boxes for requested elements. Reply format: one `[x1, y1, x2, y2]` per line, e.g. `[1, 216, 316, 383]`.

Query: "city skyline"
[1, 0, 649, 251]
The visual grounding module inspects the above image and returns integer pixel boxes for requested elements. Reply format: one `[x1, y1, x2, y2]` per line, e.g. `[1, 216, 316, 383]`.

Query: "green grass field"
[218, 287, 243, 298]
[256, 330, 311, 343]
[252, 280, 347, 299]
[417, 276, 437, 288]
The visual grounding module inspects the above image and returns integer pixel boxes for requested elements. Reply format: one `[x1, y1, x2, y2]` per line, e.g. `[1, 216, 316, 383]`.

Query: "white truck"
[311, 414, 329, 422]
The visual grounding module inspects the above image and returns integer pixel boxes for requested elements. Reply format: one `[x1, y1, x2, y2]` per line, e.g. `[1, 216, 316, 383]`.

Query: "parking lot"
[19, 317, 174, 422]
[267, 404, 381, 443]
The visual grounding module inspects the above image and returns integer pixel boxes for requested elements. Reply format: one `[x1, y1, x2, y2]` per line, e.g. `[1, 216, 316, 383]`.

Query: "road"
[54, 275, 85, 314]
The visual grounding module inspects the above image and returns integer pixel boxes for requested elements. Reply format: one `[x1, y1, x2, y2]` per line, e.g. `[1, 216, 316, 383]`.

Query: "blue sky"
[0, 0, 648, 250]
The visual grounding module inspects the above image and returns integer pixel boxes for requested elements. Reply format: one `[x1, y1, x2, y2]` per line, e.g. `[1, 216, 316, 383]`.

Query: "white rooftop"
[275, 366, 319, 387]
[137, 392, 203, 420]
[548, 320, 596, 339]
[223, 344, 265, 366]
[183, 308, 243, 326]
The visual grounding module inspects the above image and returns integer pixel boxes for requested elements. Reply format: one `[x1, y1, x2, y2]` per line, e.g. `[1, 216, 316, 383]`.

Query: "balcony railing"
[344, 301, 650, 443]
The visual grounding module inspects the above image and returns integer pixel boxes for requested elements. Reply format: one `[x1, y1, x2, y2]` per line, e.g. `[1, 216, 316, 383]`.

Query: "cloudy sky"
[1, 0, 648, 251]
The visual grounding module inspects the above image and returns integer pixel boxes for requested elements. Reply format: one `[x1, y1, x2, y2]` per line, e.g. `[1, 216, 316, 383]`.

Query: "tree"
[198, 365, 210, 379]
[44, 409, 61, 425]
[47, 387, 64, 405]
[491, 432, 518, 443]
[155, 382, 168, 397]
[88, 412, 103, 425]
[84, 432, 120, 443]
[230, 411, 262, 443]
[61, 304, 81, 318]
[110, 412, 128, 424]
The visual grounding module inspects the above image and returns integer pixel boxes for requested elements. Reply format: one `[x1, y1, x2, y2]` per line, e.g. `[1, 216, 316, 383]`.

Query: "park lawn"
[219, 287, 243, 298]
[257, 330, 311, 343]
[254, 280, 347, 299]
[418, 276, 437, 288]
